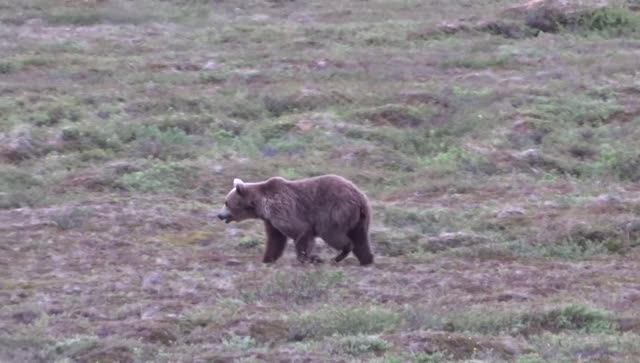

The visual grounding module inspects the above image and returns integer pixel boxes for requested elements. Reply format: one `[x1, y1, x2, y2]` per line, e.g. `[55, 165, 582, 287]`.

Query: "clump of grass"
[517, 353, 546, 363]
[0, 335, 54, 363]
[60, 126, 121, 152]
[402, 305, 447, 331]
[43, 0, 172, 26]
[226, 96, 266, 120]
[52, 207, 90, 231]
[343, 126, 448, 158]
[574, 7, 640, 35]
[441, 55, 513, 70]
[509, 239, 609, 260]
[382, 206, 469, 235]
[221, 334, 257, 351]
[289, 306, 402, 341]
[126, 125, 194, 160]
[528, 94, 623, 128]
[329, 335, 390, 356]
[241, 270, 344, 304]
[527, 331, 640, 362]
[0, 61, 16, 74]
[356, 104, 436, 128]
[371, 231, 422, 257]
[179, 299, 244, 333]
[604, 150, 640, 182]
[117, 162, 199, 194]
[0, 166, 44, 209]
[446, 305, 617, 335]
[413, 352, 450, 363]
[509, 229, 623, 260]
[26, 97, 84, 127]
[46, 335, 100, 361]
[259, 120, 297, 141]
[237, 237, 261, 250]
[198, 71, 227, 84]
[526, 5, 640, 36]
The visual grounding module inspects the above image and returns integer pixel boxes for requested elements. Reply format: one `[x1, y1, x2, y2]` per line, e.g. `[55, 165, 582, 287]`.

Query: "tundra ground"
[2, 0, 640, 362]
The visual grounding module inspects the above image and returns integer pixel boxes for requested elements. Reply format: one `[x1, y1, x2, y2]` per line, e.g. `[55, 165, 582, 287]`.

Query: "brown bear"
[217, 174, 374, 265]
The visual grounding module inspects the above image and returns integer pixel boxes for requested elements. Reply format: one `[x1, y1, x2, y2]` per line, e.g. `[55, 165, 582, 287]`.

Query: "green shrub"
[413, 352, 449, 363]
[221, 335, 257, 351]
[30, 106, 81, 126]
[289, 307, 401, 341]
[529, 95, 622, 127]
[446, 305, 616, 335]
[0, 166, 44, 209]
[0, 61, 15, 74]
[330, 335, 390, 356]
[60, 126, 121, 152]
[575, 7, 640, 35]
[526, 6, 640, 36]
[509, 232, 617, 260]
[46, 335, 100, 361]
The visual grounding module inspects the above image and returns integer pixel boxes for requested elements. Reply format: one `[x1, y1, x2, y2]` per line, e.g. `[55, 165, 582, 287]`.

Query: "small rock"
[141, 305, 162, 320]
[203, 60, 218, 70]
[250, 14, 270, 22]
[515, 148, 541, 163]
[142, 272, 165, 292]
[314, 58, 328, 69]
[496, 207, 526, 220]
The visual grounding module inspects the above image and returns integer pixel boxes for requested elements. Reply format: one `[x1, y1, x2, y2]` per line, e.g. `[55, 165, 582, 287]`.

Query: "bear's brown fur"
[217, 174, 374, 265]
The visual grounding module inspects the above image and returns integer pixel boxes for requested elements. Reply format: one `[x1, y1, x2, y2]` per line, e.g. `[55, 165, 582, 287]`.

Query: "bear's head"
[217, 178, 259, 223]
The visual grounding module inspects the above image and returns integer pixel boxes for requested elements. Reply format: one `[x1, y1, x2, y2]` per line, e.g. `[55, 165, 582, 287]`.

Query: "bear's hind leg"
[320, 232, 352, 263]
[333, 245, 352, 263]
[263, 221, 287, 263]
[294, 230, 322, 264]
[347, 221, 374, 266]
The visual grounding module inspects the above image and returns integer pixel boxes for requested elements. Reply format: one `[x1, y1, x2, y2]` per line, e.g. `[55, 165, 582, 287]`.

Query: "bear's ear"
[234, 178, 246, 196]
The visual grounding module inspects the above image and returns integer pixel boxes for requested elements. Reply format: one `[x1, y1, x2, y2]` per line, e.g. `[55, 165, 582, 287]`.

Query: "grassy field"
[2, 0, 640, 361]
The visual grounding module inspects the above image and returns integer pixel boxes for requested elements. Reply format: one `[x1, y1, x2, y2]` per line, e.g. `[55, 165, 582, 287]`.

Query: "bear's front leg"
[294, 231, 323, 264]
[263, 221, 287, 263]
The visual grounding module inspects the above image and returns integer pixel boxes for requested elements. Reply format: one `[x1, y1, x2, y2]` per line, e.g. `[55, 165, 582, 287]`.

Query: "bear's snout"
[217, 208, 233, 223]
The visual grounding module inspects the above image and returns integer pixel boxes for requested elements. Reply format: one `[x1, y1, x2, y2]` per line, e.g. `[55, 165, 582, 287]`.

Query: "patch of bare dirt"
[385, 331, 533, 360]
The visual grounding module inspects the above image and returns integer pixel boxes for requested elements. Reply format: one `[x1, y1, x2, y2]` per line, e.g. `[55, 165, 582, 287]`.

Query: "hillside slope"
[2, 0, 640, 361]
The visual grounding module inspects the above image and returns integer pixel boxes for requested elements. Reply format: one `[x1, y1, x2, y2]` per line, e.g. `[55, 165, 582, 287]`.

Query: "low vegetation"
[2, 0, 640, 361]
